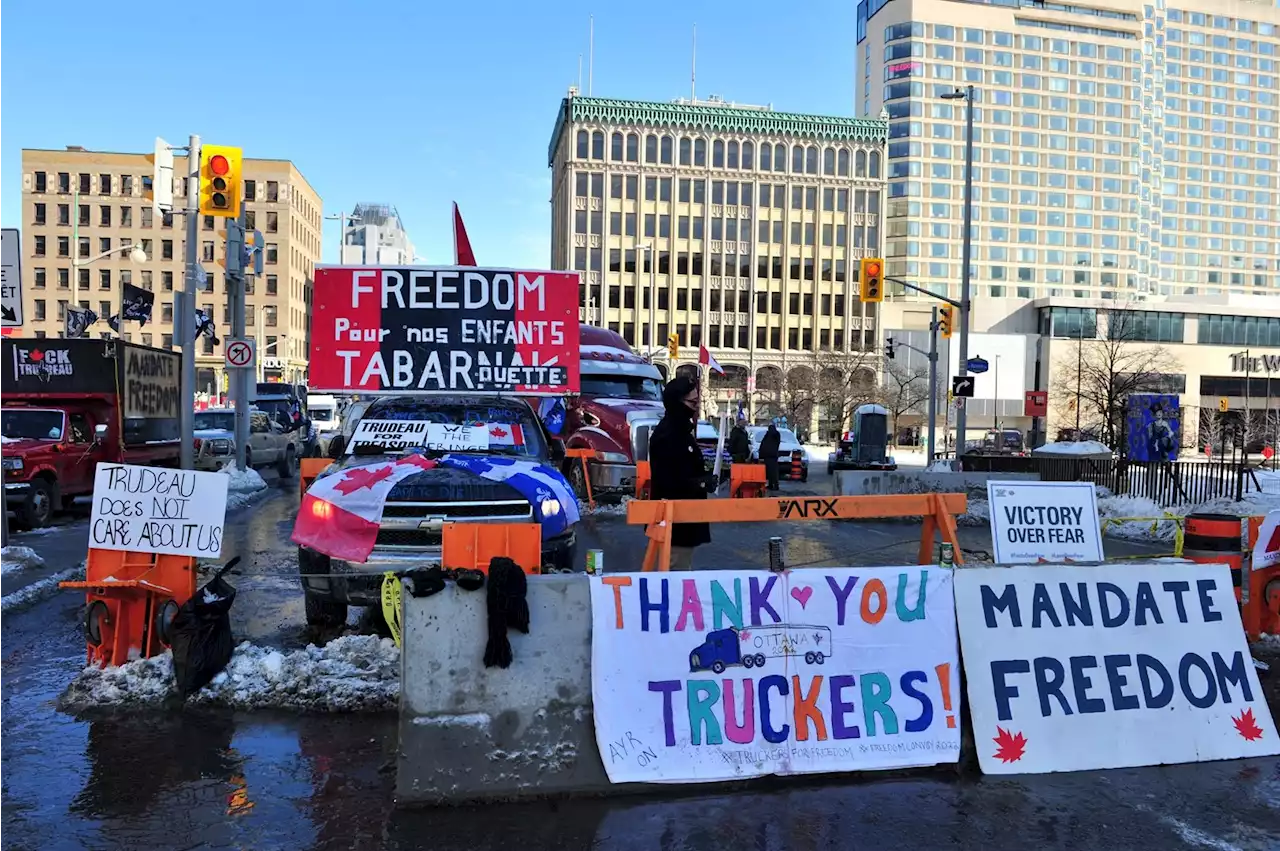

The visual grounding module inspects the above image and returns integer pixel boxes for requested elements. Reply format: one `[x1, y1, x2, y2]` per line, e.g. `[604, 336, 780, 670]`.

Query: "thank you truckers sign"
[308, 266, 581, 395]
[955, 562, 1279, 774]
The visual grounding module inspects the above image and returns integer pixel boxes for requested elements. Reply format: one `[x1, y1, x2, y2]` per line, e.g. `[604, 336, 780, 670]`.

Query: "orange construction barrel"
[1183, 513, 1243, 587]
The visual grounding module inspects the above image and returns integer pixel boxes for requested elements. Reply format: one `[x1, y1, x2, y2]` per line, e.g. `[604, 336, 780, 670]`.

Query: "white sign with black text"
[986, 480, 1103, 564]
[346, 420, 490, 454]
[89, 463, 229, 558]
[1, 228, 22, 326]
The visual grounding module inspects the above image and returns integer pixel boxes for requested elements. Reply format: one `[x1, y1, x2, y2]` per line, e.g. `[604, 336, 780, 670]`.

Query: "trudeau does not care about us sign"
[308, 266, 581, 395]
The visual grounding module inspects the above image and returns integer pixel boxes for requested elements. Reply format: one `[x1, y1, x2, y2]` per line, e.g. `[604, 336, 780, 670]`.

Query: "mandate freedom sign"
[589, 568, 961, 784]
[89, 463, 229, 558]
[308, 266, 580, 395]
[955, 562, 1279, 774]
[987, 480, 1103, 564]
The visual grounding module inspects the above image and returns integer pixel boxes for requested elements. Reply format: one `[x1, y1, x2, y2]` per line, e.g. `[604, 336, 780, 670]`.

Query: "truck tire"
[19, 478, 56, 529]
[565, 459, 588, 499]
[712, 661, 726, 674]
[277, 445, 296, 479]
[244, 447, 254, 469]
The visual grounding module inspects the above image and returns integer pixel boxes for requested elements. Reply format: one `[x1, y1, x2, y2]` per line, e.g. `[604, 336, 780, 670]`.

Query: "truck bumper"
[4, 482, 32, 506]
[300, 532, 578, 605]
[590, 462, 635, 494]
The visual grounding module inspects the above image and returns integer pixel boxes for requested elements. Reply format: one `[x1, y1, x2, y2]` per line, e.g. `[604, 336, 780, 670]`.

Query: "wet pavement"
[4, 471, 1280, 849]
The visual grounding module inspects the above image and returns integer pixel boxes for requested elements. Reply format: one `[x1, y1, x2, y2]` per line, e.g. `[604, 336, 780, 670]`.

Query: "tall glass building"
[856, 0, 1280, 303]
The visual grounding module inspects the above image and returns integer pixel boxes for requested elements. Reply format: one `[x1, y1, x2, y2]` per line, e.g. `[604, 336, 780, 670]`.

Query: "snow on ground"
[1, 545, 45, 575]
[219, 462, 270, 511]
[578, 495, 631, 517]
[1034, 440, 1114, 456]
[60, 635, 400, 712]
[1, 562, 85, 613]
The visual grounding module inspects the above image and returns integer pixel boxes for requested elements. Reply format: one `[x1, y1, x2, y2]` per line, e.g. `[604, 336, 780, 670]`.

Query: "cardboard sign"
[346, 419, 489, 454]
[955, 562, 1279, 774]
[308, 266, 581, 395]
[121, 345, 180, 419]
[1254, 510, 1280, 571]
[589, 568, 961, 784]
[89, 463, 229, 557]
[987, 480, 1103, 564]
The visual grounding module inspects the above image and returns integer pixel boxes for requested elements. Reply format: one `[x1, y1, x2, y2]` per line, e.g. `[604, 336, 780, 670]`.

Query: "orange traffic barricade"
[300, 457, 330, 497]
[1183, 513, 1280, 640]
[730, 463, 768, 499]
[565, 448, 595, 509]
[635, 460, 651, 500]
[441, 522, 542, 575]
[61, 548, 198, 667]
[626, 493, 966, 572]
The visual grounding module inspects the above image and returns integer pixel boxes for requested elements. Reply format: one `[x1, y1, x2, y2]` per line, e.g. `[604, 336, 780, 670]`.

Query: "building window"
[34, 299, 46, 321]
[660, 135, 673, 164]
[266, 243, 278, 264]
[1047, 307, 1098, 339]
[57, 173, 70, 193]
[99, 269, 111, 290]
[34, 172, 47, 192]
[79, 173, 91, 194]
[163, 271, 174, 291]
[264, 305, 277, 327]
[645, 134, 658, 163]
[626, 132, 639, 162]
[679, 138, 692, 165]
[141, 207, 153, 228]
[162, 240, 174, 260]
[98, 205, 111, 226]
[34, 268, 46, 289]
[266, 211, 278, 232]
[78, 238, 90, 258]
[244, 180, 256, 201]
[57, 268, 69, 289]
[267, 274, 278, 295]
[1198, 314, 1280, 347]
[202, 241, 214, 262]
[33, 235, 45, 257]
[119, 207, 132, 227]
[266, 181, 279, 202]
[591, 131, 605, 160]
[694, 138, 707, 166]
[1107, 311, 1185, 344]
[33, 203, 46, 225]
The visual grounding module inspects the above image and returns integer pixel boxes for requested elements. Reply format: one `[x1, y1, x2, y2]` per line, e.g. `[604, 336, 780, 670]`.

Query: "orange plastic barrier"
[441, 522, 542, 575]
[565, 448, 595, 508]
[1183, 513, 1280, 640]
[300, 457, 330, 497]
[730, 463, 768, 499]
[626, 493, 966, 572]
[61, 548, 197, 667]
[635, 460, 651, 500]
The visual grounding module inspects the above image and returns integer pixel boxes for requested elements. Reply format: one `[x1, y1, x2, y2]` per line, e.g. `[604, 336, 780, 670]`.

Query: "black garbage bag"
[170, 559, 239, 698]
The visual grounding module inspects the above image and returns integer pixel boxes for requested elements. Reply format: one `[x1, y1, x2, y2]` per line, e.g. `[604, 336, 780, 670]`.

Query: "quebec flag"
[538, 397, 567, 436]
[438, 454, 581, 537]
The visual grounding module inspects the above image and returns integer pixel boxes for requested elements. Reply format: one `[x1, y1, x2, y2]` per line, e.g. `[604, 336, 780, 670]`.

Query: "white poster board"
[589, 567, 961, 784]
[1, 228, 22, 326]
[987, 480, 1103, 564]
[346, 419, 489, 454]
[955, 562, 1279, 774]
[89, 463, 229, 558]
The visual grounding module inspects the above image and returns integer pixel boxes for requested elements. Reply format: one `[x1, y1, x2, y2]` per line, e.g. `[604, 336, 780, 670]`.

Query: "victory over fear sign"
[307, 266, 580, 395]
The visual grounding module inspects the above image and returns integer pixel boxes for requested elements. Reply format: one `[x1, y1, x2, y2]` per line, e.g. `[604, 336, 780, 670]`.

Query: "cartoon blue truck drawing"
[688, 625, 832, 674]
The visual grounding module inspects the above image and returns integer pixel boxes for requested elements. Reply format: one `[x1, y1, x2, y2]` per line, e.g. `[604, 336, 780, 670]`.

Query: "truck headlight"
[2, 457, 23, 472]
[595, 451, 629, 464]
[541, 498, 562, 517]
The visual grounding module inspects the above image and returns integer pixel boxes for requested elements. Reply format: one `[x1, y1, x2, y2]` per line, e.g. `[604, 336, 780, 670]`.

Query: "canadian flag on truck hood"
[292, 454, 439, 563]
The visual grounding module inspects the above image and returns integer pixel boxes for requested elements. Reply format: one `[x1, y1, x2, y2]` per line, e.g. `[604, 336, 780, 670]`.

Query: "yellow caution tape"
[381, 572, 402, 648]
[1100, 514, 1185, 557]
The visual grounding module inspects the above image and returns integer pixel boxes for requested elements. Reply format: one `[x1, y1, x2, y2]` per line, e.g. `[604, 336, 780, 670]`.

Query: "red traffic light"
[865, 261, 881, 277]
[209, 154, 230, 176]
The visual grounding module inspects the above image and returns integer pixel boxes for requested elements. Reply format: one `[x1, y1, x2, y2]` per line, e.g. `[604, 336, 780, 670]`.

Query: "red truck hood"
[586, 397, 664, 418]
[0, 438, 58, 457]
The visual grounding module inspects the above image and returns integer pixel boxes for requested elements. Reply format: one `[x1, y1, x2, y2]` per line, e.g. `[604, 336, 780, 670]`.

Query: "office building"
[547, 92, 889, 434]
[339, 203, 416, 265]
[857, 0, 1280, 303]
[17, 147, 323, 392]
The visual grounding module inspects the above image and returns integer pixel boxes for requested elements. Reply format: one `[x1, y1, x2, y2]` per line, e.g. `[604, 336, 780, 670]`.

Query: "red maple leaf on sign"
[993, 727, 1028, 763]
[29, 349, 44, 361]
[1233, 708, 1265, 741]
[489, 426, 508, 439]
[333, 465, 395, 495]
[738, 629, 752, 641]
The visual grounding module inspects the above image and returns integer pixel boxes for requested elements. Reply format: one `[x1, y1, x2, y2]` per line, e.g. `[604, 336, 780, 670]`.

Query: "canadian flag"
[699, 345, 725, 375]
[292, 454, 438, 563]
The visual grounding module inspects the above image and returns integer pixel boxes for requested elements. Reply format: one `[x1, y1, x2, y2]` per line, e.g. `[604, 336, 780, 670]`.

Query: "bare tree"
[753, 366, 816, 427]
[1051, 307, 1182, 450]
[813, 350, 881, 438]
[880, 361, 931, 442]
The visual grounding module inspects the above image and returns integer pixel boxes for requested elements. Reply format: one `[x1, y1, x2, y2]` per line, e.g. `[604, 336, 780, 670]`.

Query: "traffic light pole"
[954, 86, 976, 455]
[229, 204, 250, 472]
[179, 134, 201, 470]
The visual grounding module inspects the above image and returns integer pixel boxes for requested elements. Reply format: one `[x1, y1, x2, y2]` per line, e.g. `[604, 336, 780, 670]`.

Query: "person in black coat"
[760, 423, 782, 490]
[648, 375, 714, 570]
[728, 418, 751, 464]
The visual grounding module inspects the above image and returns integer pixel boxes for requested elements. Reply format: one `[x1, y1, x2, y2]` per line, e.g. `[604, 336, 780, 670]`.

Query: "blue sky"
[3, 0, 857, 268]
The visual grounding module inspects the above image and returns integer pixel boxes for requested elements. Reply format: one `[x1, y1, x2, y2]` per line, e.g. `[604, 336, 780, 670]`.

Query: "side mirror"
[328, 435, 346, 459]
[548, 438, 566, 463]
[93, 423, 109, 444]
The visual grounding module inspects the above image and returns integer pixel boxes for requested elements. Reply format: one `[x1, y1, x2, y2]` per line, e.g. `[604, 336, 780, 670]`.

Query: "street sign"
[1219, 397, 1230, 413]
[1, 228, 22, 327]
[1024, 390, 1048, 418]
[966, 357, 989, 374]
[225, 338, 255, 369]
[952, 375, 975, 397]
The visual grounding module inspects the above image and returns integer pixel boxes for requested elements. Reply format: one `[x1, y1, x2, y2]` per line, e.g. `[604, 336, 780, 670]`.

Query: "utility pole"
[179, 135, 201, 470]
[927, 306, 939, 464]
[228, 203, 249, 471]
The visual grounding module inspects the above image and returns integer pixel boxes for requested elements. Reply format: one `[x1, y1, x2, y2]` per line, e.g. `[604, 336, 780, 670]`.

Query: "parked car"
[193, 408, 297, 476]
[747, 425, 809, 482]
[254, 392, 309, 461]
[297, 394, 576, 627]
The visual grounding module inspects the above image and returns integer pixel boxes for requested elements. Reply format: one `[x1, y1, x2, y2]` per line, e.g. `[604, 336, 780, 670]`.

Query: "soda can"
[939, 542, 955, 568]
[586, 549, 605, 576]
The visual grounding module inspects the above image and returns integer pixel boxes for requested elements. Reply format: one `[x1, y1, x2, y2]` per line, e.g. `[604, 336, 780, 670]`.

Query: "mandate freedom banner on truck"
[589, 567, 961, 784]
[89, 463, 229, 558]
[955, 562, 1280, 775]
[307, 266, 580, 395]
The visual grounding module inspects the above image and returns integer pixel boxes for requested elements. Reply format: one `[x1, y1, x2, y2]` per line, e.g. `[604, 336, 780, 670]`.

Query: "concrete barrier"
[397, 574, 614, 805]
[832, 469, 1038, 497]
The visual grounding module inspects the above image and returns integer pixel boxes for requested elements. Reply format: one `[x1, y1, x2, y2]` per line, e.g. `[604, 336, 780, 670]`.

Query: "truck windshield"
[2, 409, 65, 441]
[580, 375, 662, 400]
[194, 412, 235, 431]
[359, 398, 547, 459]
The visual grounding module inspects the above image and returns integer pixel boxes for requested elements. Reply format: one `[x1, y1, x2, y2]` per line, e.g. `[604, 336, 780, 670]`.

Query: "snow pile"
[0, 435, 17, 444]
[1, 562, 85, 613]
[1034, 440, 1113, 456]
[219, 462, 270, 511]
[924, 459, 956, 473]
[1, 545, 45, 575]
[579, 496, 631, 518]
[61, 635, 400, 712]
[958, 498, 990, 527]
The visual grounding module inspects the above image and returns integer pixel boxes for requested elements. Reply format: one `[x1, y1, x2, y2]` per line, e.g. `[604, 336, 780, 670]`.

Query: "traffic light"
[859, 257, 884, 303]
[667, 333, 680, 360]
[939, 306, 954, 339]
[885, 336, 895, 360]
[199, 145, 243, 217]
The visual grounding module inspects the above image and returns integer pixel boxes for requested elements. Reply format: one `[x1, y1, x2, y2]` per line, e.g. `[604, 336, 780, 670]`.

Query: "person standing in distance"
[759, 423, 782, 491]
[728, 417, 751, 464]
[648, 375, 715, 570]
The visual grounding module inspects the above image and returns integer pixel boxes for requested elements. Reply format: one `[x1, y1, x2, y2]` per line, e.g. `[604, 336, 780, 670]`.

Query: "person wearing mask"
[648, 376, 715, 570]
[728, 418, 751, 464]
[760, 423, 782, 491]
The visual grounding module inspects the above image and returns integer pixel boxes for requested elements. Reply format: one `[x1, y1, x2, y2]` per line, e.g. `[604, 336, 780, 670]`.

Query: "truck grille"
[373, 500, 533, 553]
[631, 423, 654, 462]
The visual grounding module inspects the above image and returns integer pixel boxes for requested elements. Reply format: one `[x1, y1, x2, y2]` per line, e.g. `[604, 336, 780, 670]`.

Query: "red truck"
[2, 338, 182, 528]
[558, 325, 665, 499]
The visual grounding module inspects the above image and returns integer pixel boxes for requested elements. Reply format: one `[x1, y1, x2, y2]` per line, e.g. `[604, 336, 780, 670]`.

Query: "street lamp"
[326, 211, 362, 262]
[940, 84, 976, 452]
[636, 243, 657, 356]
[73, 243, 149, 336]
